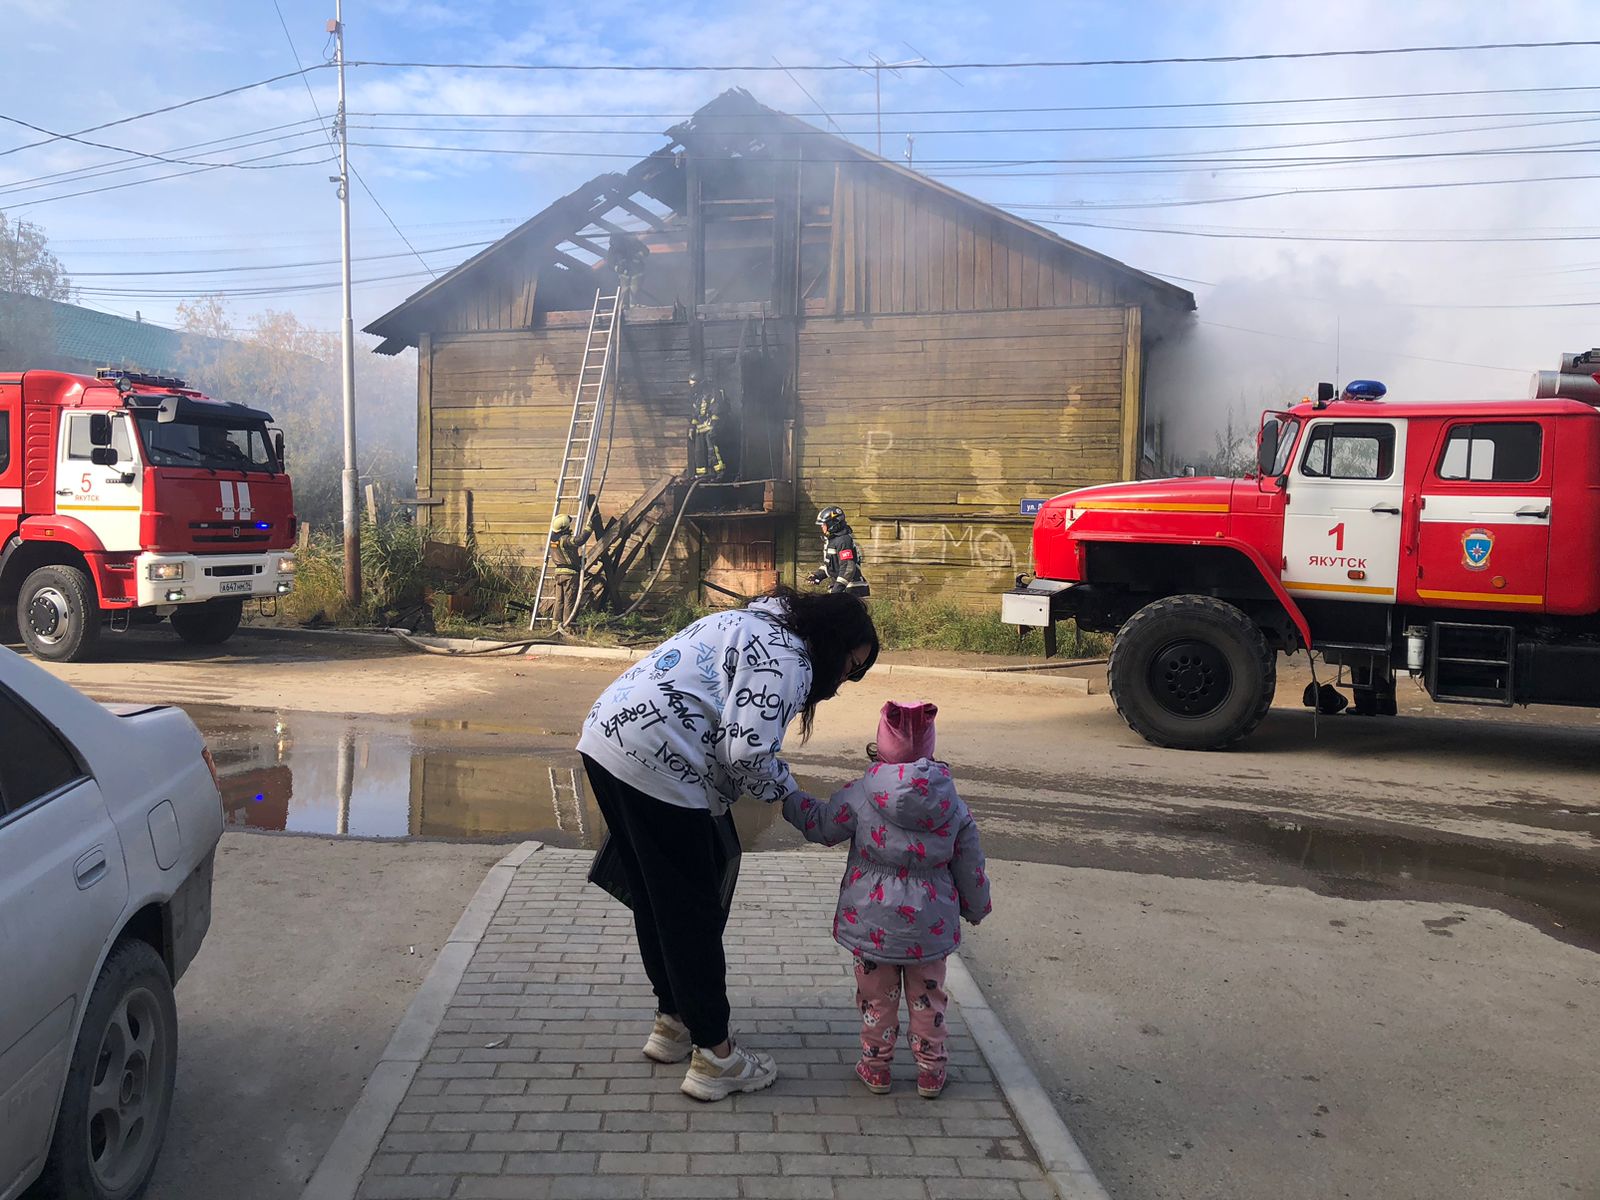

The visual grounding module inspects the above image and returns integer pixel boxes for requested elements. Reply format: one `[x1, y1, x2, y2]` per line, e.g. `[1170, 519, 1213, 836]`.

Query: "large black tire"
[33, 940, 177, 1200]
[1108, 595, 1276, 751]
[18, 564, 102, 662]
[170, 600, 243, 646]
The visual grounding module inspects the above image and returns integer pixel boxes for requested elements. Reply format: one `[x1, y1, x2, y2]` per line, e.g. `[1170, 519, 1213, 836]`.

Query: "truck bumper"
[134, 551, 296, 607]
[1000, 578, 1079, 627]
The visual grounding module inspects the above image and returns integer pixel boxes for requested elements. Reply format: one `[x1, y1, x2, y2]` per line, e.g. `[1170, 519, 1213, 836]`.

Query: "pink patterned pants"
[854, 956, 949, 1069]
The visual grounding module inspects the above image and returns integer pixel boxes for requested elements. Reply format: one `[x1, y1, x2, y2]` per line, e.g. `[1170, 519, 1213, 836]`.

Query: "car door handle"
[74, 847, 108, 890]
[1370, 504, 1401, 515]
[1516, 505, 1551, 519]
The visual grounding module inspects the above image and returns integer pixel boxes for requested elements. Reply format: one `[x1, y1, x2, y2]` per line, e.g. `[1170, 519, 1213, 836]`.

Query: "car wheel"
[18, 565, 102, 662]
[169, 600, 243, 646]
[34, 940, 177, 1200]
[1108, 594, 1276, 751]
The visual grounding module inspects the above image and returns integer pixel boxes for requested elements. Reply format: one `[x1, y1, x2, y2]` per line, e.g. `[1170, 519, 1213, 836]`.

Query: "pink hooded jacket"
[782, 758, 991, 964]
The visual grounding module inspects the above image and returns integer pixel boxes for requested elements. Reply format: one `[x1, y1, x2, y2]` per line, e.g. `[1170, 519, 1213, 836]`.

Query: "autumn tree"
[0, 213, 72, 300]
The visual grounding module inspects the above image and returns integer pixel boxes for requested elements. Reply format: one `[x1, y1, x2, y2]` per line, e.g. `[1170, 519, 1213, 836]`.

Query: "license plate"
[218, 580, 254, 595]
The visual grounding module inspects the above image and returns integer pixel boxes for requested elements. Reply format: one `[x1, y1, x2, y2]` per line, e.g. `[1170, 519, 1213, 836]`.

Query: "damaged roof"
[364, 89, 1194, 353]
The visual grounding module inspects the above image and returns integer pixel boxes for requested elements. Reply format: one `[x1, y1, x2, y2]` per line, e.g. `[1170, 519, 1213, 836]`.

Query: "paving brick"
[739, 1180, 836, 1200]
[646, 1178, 741, 1198]
[427, 1113, 516, 1133]
[739, 1132, 828, 1154]
[550, 1178, 646, 1200]
[517, 1111, 603, 1133]
[455, 1180, 555, 1200]
[927, 1182, 1024, 1200]
[559, 1132, 649, 1153]
[357, 1178, 456, 1200]
[408, 1151, 506, 1174]
[503, 1151, 599, 1175]
[471, 1131, 563, 1153]
[602, 1112, 688, 1133]
[647, 1131, 735, 1153]
[781, 1154, 872, 1177]
[378, 1132, 471, 1154]
[688, 1152, 779, 1176]
[686, 1112, 774, 1133]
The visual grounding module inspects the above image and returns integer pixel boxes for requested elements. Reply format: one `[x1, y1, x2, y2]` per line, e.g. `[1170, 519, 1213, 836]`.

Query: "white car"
[0, 645, 221, 1200]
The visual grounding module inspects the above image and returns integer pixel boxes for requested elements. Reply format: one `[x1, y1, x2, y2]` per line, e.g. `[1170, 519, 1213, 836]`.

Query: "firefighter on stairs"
[808, 505, 870, 596]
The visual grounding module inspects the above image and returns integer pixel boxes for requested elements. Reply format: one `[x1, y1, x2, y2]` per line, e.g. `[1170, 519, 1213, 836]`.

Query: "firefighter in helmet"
[807, 505, 869, 596]
[688, 369, 731, 483]
[548, 513, 586, 621]
[606, 231, 649, 308]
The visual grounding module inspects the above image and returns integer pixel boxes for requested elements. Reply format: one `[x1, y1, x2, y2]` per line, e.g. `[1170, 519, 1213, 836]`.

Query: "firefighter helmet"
[816, 505, 846, 535]
[550, 514, 573, 536]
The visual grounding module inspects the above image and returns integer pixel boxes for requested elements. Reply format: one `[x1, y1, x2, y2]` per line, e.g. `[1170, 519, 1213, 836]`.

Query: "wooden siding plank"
[417, 333, 433, 531]
[1022, 247, 1039, 309]
[957, 222, 974, 310]
[973, 223, 992, 310]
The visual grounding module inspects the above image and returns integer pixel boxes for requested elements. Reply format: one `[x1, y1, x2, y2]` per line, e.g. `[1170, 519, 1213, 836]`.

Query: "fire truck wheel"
[1109, 595, 1276, 751]
[18, 564, 103, 662]
[170, 600, 244, 646]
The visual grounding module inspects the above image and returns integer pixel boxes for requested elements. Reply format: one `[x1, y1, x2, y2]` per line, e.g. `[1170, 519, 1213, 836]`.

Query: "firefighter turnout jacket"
[810, 524, 870, 596]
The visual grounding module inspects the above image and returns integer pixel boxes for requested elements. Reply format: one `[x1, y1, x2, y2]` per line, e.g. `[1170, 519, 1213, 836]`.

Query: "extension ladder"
[530, 289, 620, 627]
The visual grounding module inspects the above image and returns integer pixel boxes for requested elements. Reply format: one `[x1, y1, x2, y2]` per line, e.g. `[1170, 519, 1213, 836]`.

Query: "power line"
[68, 238, 493, 277]
[345, 107, 1600, 137]
[338, 136, 1600, 170]
[0, 123, 332, 197]
[0, 66, 330, 159]
[0, 110, 315, 172]
[345, 40, 1600, 73]
[1032, 216, 1600, 244]
[1, 144, 335, 211]
[347, 83, 1600, 119]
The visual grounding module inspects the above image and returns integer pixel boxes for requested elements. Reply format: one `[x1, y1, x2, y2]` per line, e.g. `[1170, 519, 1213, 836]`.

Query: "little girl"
[783, 700, 991, 1098]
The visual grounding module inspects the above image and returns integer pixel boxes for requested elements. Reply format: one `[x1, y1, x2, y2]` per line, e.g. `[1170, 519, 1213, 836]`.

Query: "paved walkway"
[357, 849, 1057, 1200]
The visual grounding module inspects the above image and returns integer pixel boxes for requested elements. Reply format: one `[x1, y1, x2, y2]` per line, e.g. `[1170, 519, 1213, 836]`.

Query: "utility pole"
[330, 1, 361, 606]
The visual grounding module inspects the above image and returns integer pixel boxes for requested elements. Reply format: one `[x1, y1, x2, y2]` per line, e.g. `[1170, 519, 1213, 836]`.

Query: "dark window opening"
[1437, 422, 1543, 483]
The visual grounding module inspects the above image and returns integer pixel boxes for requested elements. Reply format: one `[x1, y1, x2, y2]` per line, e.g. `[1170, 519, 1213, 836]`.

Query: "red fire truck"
[1002, 354, 1600, 750]
[0, 369, 297, 661]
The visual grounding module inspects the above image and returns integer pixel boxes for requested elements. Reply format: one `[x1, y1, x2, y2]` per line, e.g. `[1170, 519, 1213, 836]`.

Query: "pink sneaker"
[917, 1067, 947, 1099]
[855, 1060, 892, 1094]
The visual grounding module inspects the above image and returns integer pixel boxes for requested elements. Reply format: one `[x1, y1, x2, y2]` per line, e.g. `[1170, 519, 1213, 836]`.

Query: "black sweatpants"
[581, 755, 731, 1048]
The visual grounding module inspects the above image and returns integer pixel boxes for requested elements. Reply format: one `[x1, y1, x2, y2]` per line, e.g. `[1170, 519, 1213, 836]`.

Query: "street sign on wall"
[1020, 498, 1046, 516]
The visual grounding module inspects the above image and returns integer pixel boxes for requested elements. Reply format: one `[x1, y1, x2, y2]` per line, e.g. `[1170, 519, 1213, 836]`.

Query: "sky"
[3, 0, 1598, 461]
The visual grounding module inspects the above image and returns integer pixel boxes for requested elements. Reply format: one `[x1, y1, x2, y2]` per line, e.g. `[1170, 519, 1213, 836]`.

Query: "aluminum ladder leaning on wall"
[530, 289, 621, 628]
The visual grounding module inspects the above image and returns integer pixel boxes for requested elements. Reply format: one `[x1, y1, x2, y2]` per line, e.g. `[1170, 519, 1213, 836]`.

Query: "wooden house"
[365, 89, 1194, 608]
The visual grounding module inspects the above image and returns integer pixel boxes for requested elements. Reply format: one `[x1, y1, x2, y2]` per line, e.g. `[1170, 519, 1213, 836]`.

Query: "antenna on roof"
[843, 52, 922, 155]
[772, 57, 843, 135]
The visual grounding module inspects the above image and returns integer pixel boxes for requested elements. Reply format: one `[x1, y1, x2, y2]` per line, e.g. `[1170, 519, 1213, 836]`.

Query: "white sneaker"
[643, 1013, 692, 1064]
[679, 1043, 779, 1102]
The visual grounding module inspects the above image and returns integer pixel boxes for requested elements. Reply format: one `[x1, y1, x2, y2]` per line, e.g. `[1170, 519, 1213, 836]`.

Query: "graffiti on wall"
[867, 521, 1021, 573]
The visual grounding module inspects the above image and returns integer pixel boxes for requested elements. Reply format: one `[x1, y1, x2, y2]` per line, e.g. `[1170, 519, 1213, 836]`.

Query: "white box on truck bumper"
[135, 551, 295, 606]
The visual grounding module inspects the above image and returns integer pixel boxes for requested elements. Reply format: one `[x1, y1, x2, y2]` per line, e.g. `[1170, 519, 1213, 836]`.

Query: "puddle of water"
[194, 706, 796, 851]
[1165, 809, 1600, 953]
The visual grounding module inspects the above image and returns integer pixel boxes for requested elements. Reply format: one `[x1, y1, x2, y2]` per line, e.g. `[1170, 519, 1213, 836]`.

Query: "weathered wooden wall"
[421, 324, 696, 587]
[827, 164, 1149, 318]
[794, 307, 1139, 604]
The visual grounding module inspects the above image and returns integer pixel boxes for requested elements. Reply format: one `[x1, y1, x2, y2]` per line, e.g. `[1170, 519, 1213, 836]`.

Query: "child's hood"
[860, 758, 960, 830]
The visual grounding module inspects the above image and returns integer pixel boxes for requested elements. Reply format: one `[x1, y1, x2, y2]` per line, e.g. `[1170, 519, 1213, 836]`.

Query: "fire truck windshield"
[134, 412, 277, 473]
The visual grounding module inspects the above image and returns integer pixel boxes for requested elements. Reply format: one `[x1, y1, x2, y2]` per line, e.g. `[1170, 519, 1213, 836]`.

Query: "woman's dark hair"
[763, 586, 879, 739]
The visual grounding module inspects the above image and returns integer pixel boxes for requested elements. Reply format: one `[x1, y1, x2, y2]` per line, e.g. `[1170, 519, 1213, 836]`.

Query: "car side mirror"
[273, 431, 286, 468]
[89, 413, 113, 446]
[1256, 422, 1280, 476]
[91, 447, 119, 467]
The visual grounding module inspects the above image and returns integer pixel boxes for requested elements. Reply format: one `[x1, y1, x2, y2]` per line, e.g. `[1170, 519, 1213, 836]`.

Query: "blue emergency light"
[1342, 379, 1387, 401]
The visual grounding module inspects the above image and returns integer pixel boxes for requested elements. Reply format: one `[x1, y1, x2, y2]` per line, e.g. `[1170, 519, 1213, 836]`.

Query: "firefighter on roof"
[606, 232, 649, 308]
[689, 369, 731, 483]
[808, 505, 870, 596]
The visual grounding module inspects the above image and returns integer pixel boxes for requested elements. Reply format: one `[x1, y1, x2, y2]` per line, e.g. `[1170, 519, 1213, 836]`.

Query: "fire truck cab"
[1003, 359, 1600, 750]
[0, 369, 297, 662]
